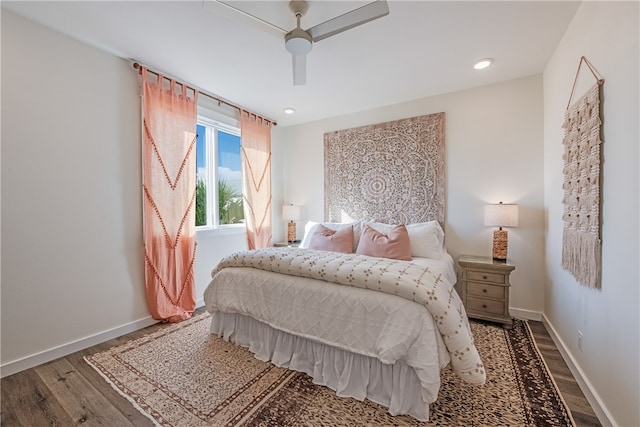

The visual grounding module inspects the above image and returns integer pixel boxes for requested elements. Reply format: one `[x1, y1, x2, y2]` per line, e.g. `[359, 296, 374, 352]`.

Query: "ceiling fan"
[204, 0, 389, 85]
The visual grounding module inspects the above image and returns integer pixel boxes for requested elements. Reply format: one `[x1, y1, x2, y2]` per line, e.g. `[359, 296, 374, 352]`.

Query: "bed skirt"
[210, 311, 431, 421]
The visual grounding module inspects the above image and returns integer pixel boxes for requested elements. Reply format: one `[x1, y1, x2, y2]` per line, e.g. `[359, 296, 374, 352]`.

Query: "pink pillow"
[356, 224, 412, 261]
[308, 224, 354, 253]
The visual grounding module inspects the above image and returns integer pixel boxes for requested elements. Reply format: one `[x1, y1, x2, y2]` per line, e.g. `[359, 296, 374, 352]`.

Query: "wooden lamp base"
[287, 221, 296, 243]
[492, 229, 509, 260]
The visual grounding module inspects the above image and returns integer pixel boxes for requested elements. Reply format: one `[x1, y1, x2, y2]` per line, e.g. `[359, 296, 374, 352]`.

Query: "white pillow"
[300, 221, 362, 252]
[366, 221, 445, 259]
[406, 221, 445, 259]
[299, 221, 320, 249]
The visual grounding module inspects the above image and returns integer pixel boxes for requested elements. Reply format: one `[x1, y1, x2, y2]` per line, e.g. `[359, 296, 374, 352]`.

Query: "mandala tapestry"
[324, 113, 445, 226]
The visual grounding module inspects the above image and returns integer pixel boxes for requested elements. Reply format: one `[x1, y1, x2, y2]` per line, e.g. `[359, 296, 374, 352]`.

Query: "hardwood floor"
[527, 321, 602, 427]
[1, 312, 601, 426]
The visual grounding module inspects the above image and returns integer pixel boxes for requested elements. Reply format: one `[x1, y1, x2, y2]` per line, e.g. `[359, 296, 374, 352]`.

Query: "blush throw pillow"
[308, 224, 354, 253]
[300, 221, 362, 252]
[356, 224, 412, 261]
[365, 221, 445, 259]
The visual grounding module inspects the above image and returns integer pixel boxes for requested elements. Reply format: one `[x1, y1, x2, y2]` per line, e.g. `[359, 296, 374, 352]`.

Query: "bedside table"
[458, 255, 515, 328]
[274, 242, 300, 247]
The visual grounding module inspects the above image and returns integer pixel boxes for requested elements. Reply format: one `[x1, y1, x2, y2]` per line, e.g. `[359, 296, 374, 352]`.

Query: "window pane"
[195, 124, 207, 226]
[217, 131, 243, 225]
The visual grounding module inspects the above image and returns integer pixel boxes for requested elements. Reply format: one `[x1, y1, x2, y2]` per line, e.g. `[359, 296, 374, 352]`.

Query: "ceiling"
[2, 1, 580, 127]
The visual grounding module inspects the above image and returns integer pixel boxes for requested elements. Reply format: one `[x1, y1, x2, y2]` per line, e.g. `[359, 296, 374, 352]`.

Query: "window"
[195, 118, 244, 228]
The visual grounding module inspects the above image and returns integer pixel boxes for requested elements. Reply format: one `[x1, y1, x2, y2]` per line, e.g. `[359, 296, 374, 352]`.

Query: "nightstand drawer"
[466, 282, 505, 300]
[466, 296, 505, 316]
[467, 270, 505, 284]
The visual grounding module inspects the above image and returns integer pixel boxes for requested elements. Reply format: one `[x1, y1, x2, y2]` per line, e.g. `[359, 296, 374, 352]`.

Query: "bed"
[204, 220, 485, 421]
[205, 114, 484, 421]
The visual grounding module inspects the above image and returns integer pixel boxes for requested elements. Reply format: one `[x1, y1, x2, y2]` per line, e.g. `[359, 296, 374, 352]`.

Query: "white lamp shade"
[282, 204, 301, 221]
[484, 203, 519, 227]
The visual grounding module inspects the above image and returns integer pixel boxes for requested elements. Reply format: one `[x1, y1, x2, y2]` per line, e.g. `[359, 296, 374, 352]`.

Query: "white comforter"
[206, 247, 485, 385]
[205, 265, 450, 401]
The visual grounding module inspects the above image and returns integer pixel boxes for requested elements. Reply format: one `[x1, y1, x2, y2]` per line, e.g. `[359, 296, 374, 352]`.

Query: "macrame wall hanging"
[561, 56, 604, 288]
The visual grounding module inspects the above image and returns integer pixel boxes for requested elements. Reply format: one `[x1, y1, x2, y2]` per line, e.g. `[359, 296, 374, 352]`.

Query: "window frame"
[196, 115, 244, 231]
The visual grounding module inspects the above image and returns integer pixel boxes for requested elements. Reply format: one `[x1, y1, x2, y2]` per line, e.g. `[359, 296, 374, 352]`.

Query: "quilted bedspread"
[209, 247, 486, 385]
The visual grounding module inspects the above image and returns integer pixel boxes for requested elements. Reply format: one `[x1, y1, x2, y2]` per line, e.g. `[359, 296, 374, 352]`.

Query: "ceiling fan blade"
[292, 54, 306, 86]
[307, 0, 389, 42]
[202, 0, 287, 39]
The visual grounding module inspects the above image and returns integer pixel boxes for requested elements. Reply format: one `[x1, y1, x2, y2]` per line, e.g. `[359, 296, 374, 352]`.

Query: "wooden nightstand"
[274, 242, 300, 247]
[458, 255, 515, 328]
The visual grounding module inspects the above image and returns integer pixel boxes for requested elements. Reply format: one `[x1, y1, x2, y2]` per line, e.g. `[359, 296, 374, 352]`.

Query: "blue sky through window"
[218, 131, 240, 171]
[196, 124, 206, 171]
[196, 124, 242, 193]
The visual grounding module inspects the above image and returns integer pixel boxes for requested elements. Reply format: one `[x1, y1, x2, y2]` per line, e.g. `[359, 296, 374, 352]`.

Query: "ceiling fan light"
[474, 58, 494, 70]
[286, 37, 312, 55]
[285, 28, 312, 55]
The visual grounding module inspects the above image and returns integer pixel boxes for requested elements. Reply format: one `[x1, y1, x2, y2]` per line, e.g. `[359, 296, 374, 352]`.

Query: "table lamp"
[484, 202, 519, 260]
[282, 204, 301, 243]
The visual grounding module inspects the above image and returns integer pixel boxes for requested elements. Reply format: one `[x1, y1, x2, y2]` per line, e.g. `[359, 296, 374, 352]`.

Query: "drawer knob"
[482, 275, 488, 280]
[482, 288, 487, 293]
[482, 304, 487, 309]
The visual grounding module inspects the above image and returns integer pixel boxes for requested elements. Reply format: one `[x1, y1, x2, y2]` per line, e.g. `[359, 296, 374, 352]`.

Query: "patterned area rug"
[85, 314, 575, 426]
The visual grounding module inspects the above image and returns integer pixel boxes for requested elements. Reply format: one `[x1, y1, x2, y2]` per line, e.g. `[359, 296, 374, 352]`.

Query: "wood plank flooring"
[1, 312, 601, 426]
[527, 321, 602, 427]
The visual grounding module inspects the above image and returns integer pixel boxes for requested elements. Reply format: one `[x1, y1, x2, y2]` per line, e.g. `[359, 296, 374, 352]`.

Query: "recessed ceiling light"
[474, 58, 494, 70]
[283, 107, 296, 114]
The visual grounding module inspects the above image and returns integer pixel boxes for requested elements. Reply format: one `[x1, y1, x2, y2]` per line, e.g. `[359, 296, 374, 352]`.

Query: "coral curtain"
[141, 67, 198, 322]
[240, 112, 273, 249]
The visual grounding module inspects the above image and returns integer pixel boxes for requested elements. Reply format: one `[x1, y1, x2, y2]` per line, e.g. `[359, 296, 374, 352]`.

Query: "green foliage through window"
[218, 179, 243, 225]
[195, 179, 207, 227]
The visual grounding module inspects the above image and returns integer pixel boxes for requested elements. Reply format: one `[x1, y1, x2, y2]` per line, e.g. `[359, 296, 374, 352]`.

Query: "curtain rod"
[133, 62, 277, 126]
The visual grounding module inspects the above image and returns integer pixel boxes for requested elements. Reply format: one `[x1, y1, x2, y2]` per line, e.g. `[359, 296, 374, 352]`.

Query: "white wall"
[275, 75, 546, 317]
[1, 10, 247, 375]
[543, 2, 639, 426]
[1, 10, 146, 369]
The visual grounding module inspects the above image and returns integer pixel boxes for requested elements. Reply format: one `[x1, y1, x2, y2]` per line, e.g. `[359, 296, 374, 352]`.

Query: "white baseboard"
[1, 316, 158, 378]
[1, 299, 207, 378]
[510, 307, 543, 321]
[542, 314, 615, 427]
